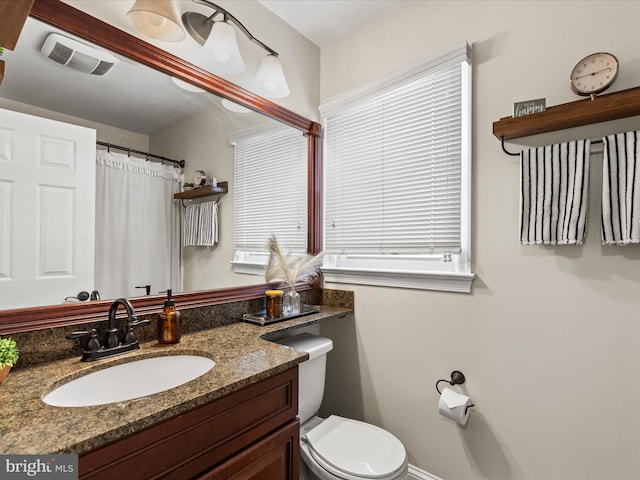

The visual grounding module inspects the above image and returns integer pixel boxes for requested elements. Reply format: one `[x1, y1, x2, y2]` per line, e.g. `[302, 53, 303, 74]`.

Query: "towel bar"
[500, 135, 604, 156]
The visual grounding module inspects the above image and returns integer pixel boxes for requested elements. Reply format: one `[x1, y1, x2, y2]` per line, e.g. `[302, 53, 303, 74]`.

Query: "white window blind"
[323, 44, 469, 255]
[230, 123, 308, 256]
[320, 42, 474, 292]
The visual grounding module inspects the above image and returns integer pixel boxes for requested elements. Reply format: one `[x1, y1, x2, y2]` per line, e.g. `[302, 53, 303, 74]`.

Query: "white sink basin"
[42, 355, 215, 407]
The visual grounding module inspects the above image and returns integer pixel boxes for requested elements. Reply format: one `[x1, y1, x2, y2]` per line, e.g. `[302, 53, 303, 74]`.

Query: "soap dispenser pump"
[158, 289, 181, 344]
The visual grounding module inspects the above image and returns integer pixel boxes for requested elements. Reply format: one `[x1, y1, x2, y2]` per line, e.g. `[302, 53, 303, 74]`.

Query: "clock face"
[570, 52, 618, 97]
[193, 170, 207, 186]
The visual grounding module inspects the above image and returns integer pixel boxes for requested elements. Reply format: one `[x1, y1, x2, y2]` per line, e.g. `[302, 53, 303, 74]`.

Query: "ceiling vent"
[40, 33, 118, 75]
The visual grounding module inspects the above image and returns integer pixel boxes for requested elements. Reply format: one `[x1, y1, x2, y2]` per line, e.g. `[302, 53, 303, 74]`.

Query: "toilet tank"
[276, 333, 333, 424]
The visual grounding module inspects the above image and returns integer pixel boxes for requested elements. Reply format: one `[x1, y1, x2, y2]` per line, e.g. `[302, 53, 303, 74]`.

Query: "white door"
[0, 108, 96, 309]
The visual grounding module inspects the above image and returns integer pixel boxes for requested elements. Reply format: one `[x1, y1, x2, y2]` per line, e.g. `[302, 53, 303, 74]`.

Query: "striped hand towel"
[183, 201, 218, 246]
[602, 131, 640, 245]
[520, 140, 590, 245]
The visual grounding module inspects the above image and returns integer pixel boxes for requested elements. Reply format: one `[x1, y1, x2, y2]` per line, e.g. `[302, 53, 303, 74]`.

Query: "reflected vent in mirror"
[40, 33, 118, 75]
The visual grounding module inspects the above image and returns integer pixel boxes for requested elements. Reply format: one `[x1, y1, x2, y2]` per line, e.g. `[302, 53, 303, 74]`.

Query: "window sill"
[230, 260, 265, 276]
[321, 266, 475, 293]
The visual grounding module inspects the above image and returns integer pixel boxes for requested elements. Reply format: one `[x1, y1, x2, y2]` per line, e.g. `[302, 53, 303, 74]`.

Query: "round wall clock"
[570, 52, 619, 99]
[193, 170, 207, 186]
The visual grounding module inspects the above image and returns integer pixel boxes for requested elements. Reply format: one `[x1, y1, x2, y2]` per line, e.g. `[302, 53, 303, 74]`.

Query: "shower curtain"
[94, 150, 182, 299]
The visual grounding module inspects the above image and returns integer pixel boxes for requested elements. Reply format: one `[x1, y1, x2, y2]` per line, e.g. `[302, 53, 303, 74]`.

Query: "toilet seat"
[305, 415, 407, 480]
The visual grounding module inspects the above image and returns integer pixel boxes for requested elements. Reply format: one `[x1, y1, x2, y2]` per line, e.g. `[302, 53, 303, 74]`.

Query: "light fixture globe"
[171, 77, 206, 93]
[256, 54, 290, 98]
[221, 98, 251, 113]
[203, 21, 245, 74]
[126, 0, 185, 42]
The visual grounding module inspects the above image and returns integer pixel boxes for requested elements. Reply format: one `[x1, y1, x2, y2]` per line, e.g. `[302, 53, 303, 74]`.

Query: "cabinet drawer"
[80, 367, 298, 480]
[198, 419, 299, 480]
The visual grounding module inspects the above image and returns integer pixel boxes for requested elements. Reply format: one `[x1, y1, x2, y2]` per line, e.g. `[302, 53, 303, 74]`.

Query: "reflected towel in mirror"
[184, 201, 218, 247]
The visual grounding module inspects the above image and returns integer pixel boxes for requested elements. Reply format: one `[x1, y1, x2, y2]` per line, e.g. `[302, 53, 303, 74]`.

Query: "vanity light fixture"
[170, 77, 252, 113]
[126, 0, 186, 42]
[221, 98, 252, 114]
[202, 20, 244, 74]
[171, 76, 207, 93]
[182, 0, 290, 98]
[256, 54, 290, 98]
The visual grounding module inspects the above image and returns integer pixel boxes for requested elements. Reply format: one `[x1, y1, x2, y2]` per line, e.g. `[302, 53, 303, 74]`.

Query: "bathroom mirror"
[0, 0, 321, 333]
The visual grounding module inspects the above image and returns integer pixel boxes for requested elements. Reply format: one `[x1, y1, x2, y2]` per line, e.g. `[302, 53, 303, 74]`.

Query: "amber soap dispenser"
[158, 289, 181, 344]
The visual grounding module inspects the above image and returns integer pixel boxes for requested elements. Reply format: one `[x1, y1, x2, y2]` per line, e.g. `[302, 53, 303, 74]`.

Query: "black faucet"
[66, 298, 150, 362]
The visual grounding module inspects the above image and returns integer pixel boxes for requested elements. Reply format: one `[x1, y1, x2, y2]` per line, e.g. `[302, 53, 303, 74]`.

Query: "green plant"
[0, 338, 19, 369]
[265, 235, 322, 287]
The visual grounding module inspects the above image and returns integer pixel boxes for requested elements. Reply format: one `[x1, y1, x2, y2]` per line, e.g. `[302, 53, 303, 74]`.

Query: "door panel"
[0, 108, 96, 308]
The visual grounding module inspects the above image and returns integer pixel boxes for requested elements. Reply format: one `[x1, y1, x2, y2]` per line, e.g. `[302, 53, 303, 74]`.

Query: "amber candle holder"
[265, 290, 283, 319]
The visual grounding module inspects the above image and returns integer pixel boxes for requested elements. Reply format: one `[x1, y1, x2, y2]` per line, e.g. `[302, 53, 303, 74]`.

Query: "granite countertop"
[0, 306, 350, 455]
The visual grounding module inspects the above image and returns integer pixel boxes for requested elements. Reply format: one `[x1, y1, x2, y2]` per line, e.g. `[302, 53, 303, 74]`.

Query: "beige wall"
[319, 2, 640, 479]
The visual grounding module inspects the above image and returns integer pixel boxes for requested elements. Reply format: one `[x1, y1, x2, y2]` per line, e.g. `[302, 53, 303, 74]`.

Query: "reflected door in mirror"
[0, 108, 96, 309]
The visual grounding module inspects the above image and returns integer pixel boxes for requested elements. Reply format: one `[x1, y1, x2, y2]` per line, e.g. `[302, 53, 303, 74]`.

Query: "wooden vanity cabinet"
[79, 367, 299, 480]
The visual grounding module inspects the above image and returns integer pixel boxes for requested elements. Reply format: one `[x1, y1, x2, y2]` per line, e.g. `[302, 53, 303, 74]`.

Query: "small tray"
[242, 304, 320, 326]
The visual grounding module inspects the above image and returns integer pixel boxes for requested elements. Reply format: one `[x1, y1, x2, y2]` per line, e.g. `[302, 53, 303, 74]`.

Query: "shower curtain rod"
[96, 141, 185, 168]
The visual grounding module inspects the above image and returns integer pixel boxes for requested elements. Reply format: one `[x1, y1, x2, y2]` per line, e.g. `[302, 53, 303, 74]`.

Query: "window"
[230, 123, 308, 275]
[320, 42, 474, 292]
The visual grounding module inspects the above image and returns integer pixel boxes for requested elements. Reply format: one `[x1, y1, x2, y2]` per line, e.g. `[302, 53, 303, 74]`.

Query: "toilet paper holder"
[436, 371, 475, 414]
[436, 370, 467, 394]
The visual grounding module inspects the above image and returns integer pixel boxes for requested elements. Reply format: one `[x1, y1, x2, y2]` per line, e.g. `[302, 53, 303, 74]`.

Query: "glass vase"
[283, 288, 301, 315]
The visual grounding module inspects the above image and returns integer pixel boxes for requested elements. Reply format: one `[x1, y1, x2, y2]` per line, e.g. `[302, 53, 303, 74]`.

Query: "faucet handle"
[135, 285, 151, 295]
[129, 318, 150, 328]
[122, 319, 150, 345]
[66, 329, 101, 352]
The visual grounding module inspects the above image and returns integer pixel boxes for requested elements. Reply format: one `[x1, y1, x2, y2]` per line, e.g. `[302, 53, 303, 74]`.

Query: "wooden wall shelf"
[173, 181, 228, 200]
[493, 86, 640, 141]
[0, 0, 34, 50]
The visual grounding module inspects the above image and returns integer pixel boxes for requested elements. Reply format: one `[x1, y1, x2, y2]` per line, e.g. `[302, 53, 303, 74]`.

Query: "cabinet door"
[198, 419, 300, 480]
[80, 368, 298, 480]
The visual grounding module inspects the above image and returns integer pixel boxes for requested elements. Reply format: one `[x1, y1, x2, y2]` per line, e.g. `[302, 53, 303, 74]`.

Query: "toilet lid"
[305, 416, 406, 479]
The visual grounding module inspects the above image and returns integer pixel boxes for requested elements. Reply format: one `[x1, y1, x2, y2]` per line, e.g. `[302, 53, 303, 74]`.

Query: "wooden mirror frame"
[0, 0, 322, 334]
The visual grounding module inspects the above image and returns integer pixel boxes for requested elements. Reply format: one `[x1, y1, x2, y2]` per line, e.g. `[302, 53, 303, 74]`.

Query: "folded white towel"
[184, 201, 218, 247]
[602, 130, 640, 245]
[520, 140, 590, 245]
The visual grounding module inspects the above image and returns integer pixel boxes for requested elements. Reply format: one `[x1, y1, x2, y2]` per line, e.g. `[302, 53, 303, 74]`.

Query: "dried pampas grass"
[265, 235, 322, 287]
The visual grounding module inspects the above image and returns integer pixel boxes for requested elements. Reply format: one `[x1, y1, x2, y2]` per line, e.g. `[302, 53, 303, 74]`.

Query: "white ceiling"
[257, 0, 405, 47]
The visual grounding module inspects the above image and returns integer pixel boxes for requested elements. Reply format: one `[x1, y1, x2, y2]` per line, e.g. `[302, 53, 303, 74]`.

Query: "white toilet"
[277, 333, 409, 480]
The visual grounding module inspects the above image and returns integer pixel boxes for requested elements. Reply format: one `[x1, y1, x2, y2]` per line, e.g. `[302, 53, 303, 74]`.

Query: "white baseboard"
[408, 464, 444, 480]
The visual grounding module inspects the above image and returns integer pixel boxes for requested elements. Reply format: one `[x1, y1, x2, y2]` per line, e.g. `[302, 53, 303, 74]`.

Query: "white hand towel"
[184, 201, 218, 247]
[602, 130, 640, 245]
[184, 203, 198, 246]
[520, 140, 590, 245]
